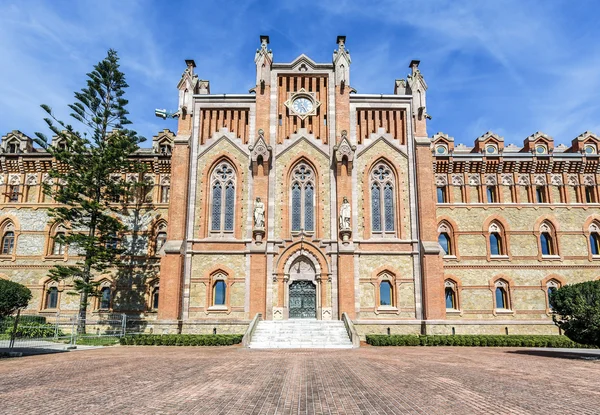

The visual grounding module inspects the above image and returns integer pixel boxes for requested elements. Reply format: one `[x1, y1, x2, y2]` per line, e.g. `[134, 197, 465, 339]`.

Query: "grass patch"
[75, 336, 120, 346]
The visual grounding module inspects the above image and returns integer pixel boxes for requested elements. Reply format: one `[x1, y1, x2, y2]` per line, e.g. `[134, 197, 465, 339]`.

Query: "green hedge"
[366, 334, 593, 348]
[120, 334, 243, 346]
[6, 322, 63, 338]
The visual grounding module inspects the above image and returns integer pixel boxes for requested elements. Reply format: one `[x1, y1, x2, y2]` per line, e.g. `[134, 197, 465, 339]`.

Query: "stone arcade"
[3, 36, 600, 339]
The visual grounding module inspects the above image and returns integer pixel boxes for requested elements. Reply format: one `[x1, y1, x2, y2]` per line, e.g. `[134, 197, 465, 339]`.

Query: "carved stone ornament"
[253, 197, 265, 229]
[435, 175, 447, 187]
[0, 175, 5, 185]
[451, 174, 463, 186]
[517, 175, 530, 186]
[489, 222, 501, 233]
[468, 175, 480, 186]
[8, 174, 20, 185]
[284, 88, 321, 120]
[589, 223, 599, 233]
[485, 175, 497, 186]
[584, 175, 595, 186]
[550, 174, 562, 186]
[25, 174, 37, 186]
[534, 175, 546, 186]
[339, 196, 351, 231]
[539, 222, 551, 233]
[333, 131, 356, 174]
[249, 130, 272, 176]
[567, 175, 579, 186]
[500, 174, 513, 186]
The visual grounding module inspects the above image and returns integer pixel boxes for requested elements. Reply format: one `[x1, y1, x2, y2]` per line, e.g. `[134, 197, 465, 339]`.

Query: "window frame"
[444, 280, 460, 311]
[370, 162, 396, 237]
[494, 280, 511, 311]
[290, 162, 316, 234]
[209, 161, 236, 235]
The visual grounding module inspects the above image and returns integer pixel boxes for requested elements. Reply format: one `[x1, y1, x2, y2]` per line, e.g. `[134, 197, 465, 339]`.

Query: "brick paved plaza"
[1, 346, 599, 415]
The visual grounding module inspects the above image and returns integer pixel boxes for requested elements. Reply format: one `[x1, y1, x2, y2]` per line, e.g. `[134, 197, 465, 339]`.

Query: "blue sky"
[1, 0, 599, 148]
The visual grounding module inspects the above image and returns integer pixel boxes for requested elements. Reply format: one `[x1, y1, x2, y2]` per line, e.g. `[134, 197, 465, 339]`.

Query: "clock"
[292, 97, 314, 115]
[284, 88, 321, 119]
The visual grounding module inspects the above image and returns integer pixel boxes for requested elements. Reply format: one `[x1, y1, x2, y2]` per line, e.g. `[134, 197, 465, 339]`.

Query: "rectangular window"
[585, 186, 596, 203]
[9, 185, 19, 202]
[486, 186, 497, 203]
[536, 186, 547, 203]
[437, 186, 447, 203]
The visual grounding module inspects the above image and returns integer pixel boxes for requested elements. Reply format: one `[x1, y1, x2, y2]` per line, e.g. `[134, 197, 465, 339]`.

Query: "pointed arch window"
[437, 222, 455, 256]
[539, 222, 558, 257]
[494, 280, 510, 310]
[209, 272, 228, 309]
[99, 286, 111, 310]
[1, 222, 15, 255]
[210, 162, 236, 233]
[546, 280, 560, 310]
[290, 163, 315, 233]
[45, 283, 59, 309]
[371, 162, 395, 235]
[51, 224, 67, 256]
[589, 223, 600, 256]
[488, 222, 507, 256]
[445, 280, 458, 310]
[160, 177, 170, 204]
[379, 281, 393, 306]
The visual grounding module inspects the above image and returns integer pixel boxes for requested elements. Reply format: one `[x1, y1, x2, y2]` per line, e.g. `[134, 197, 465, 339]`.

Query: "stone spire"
[255, 35, 273, 91]
[333, 35, 351, 88]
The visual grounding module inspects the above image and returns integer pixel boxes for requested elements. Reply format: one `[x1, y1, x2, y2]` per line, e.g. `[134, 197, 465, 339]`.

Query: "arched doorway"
[288, 257, 317, 319]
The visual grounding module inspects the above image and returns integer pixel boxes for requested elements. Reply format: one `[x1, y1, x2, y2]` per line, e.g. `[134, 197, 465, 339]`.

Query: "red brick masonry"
[1, 347, 599, 414]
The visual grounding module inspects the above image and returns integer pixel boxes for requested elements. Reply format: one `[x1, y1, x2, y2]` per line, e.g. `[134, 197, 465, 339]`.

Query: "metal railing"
[0, 311, 143, 352]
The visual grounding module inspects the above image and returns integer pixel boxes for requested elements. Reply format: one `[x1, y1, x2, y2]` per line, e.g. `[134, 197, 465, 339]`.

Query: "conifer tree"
[34, 49, 144, 333]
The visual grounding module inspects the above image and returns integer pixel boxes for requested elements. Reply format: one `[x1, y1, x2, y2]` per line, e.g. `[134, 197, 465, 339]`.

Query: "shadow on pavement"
[0, 347, 69, 358]
[508, 348, 600, 361]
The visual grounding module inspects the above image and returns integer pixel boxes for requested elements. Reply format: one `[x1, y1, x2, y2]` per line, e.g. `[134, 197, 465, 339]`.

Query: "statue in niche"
[253, 197, 265, 229]
[339, 196, 351, 230]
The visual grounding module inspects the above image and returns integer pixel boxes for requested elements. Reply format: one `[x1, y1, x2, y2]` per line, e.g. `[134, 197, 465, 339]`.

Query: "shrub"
[119, 334, 244, 346]
[0, 280, 32, 319]
[366, 334, 591, 348]
[551, 280, 600, 348]
[6, 322, 63, 338]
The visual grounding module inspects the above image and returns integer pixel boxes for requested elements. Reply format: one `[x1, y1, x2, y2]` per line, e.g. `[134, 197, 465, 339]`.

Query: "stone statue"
[254, 197, 265, 228]
[339, 196, 351, 230]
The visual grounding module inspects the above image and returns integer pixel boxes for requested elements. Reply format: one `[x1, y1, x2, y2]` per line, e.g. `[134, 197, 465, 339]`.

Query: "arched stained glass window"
[290, 163, 315, 233]
[371, 163, 395, 235]
[210, 162, 235, 233]
[371, 183, 381, 232]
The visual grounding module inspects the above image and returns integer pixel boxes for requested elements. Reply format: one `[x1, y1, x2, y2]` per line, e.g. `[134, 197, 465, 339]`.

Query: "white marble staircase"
[248, 319, 354, 349]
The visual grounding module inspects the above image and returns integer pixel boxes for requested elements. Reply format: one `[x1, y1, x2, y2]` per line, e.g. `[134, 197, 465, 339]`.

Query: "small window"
[7, 142, 18, 154]
[52, 232, 65, 255]
[159, 144, 171, 155]
[445, 287, 457, 309]
[435, 145, 448, 155]
[151, 286, 159, 310]
[213, 280, 226, 306]
[585, 186, 596, 203]
[536, 186, 547, 203]
[535, 144, 548, 155]
[547, 286, 556, 309]
[46, 287, 58, 309]
[439, 233, 451, 255]
[495, 286, 507, 309]
[437, 187, 447, 203]
[2, 231, 14, 255]
[590, 233, 600, 255]
[490, 233, 503, 256]
[540, 232, 554, 256]
[486, 186, 497, 203]
[160, 185, 170, 203]
[99, 287, 111, 309]
[9, 185, 20, 202]
[105, 235, 119, 250]
[485, 144, 498, 155]
[379, 281, 393, 306]
[585, 144, 597, 155]
[155, 231, 167, 252]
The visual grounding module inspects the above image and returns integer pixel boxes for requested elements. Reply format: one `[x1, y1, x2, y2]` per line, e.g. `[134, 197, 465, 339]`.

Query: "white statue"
[254, 197, 265, 228]
[339, 196, 351, 230]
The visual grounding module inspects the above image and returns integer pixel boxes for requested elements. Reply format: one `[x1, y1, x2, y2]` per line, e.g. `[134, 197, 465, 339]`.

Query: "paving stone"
[1, 346, 599, 414]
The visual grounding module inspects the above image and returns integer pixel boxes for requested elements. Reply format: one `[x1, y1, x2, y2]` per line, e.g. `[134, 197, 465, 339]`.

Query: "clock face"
[292, 97, 314, 115]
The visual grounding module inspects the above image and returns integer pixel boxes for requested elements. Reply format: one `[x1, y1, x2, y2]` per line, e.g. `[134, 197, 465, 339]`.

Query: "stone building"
[2, 36, 599, 337]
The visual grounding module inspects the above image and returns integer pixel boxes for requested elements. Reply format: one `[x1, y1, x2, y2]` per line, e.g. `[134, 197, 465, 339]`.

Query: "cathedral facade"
[3, 36, 600, 337]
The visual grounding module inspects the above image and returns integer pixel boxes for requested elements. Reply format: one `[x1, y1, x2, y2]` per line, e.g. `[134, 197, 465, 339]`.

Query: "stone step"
[249, 320, 354, 349]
